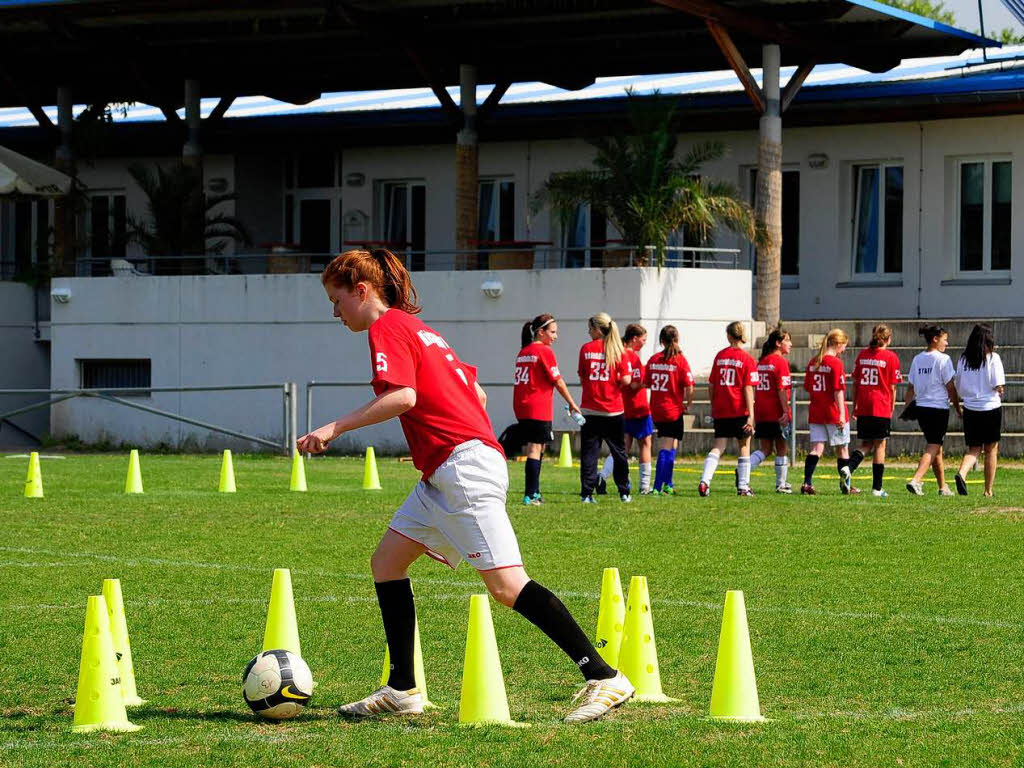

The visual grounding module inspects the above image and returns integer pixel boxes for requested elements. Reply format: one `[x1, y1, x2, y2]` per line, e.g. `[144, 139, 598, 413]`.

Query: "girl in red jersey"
[749, 328, 794, 493]
[598, 323, 654, 494]
[699, 321, 759, 497]
[645, 325, 695, 494]
[513, 314, 583, 506]
[578, 312, 632, 504]
[298, 250, 633, 723]
[848, 324, 903, 497]
[801, 328, 855, 495]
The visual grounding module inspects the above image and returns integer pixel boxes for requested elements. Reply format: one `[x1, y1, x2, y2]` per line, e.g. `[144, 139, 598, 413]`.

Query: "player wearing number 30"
[850, 324, 903, 497]
[298, 249, 633, 723]
[699, 321, 759, 497]
[514, 314, 583, 505]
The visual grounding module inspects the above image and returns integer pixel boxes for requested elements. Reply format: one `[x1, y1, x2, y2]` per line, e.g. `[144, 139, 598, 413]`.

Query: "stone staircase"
[680, 319, 1024, 457]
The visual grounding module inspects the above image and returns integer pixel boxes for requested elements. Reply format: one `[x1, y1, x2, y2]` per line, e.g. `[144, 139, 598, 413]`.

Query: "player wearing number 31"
[801, 328, 854, 495]
[297, 249, 634, 723]
[849, 324, 903, 497]
[699, 321, 759, 497]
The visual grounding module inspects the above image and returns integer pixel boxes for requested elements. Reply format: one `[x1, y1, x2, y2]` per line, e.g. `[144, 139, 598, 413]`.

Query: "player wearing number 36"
[297, 249, 634, 723]
[849, 324, 903, 497]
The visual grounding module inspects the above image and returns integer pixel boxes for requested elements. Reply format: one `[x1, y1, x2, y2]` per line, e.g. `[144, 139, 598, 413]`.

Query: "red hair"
[321, 249, 421, 314]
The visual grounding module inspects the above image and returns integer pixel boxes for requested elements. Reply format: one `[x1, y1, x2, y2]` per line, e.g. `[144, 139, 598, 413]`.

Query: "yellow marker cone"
[595, 567, 626, 667]
[557, 433, 573, 468]
[124, 449, 143, 494]
[262, 568, 301, 655]
[72, 595, 141, 733]
[102, 579, 146, 707]
[362, 446, 382, 490]
[24, 451, 43, 498]
[289, 450, 307, 492]
[618, 576, 675, 702]
[219, 449, 236, 493]
[709, 590, 765, 722]
[458, 595, 523, 726]
[380, 620, 435, 708]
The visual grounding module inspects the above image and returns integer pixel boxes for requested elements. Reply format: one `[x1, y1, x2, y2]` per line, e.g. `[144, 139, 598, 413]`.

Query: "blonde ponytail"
[590, 312, 624, 370]
[811, 328, 849, 371]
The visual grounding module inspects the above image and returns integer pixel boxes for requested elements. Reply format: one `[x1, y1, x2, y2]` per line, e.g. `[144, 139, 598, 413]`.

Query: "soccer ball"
[242, 649, 313, 720]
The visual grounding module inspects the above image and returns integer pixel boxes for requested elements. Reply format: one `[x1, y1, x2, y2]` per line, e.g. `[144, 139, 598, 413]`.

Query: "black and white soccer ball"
[242, 649, 313, 720]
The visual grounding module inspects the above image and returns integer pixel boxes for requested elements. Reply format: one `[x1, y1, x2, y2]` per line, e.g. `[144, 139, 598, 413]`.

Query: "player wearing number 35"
[297, 249, 634, 723]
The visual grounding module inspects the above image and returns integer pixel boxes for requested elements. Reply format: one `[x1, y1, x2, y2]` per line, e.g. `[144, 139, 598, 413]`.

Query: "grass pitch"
[1, 453, 1023, 767]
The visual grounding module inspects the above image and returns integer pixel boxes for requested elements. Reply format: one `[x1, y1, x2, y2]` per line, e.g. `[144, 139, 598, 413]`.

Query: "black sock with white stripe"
[375, 578, 416, 691]
[513, 580, 615, 681]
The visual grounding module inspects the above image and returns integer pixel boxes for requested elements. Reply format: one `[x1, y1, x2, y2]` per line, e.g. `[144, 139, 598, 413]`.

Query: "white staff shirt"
[955, 352, 1005, 412]
[908, 350, 954, 409]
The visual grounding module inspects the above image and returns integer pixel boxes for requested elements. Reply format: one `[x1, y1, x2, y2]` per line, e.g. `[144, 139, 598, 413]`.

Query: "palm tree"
[127, 162, 251, 268]
[531, 93, 766, 266]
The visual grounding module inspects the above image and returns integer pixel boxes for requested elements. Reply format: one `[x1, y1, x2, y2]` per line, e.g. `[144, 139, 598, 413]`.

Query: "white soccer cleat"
[938, 485, 955, 497]
[839, 465, 852, 494]
[564, 670, 634, 724]
[775, 482, 793, 494]
[337, 686, 424, 717]
[906, 480, 925, 496]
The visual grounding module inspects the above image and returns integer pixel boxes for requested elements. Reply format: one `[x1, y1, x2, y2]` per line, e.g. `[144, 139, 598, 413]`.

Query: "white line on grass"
[1, 546, 1019, 631]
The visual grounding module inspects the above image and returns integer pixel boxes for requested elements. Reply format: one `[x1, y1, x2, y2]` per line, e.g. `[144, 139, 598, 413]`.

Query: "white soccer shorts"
[389, 440, 523, 571]
[808, 422, 850, 447]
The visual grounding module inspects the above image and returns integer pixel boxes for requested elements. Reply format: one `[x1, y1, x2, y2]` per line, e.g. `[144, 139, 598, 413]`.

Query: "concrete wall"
[48, 268, 751, 452]
[0, 283, 49, 447]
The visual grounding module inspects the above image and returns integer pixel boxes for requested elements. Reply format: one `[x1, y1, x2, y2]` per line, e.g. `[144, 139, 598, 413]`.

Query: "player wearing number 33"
[850, 324, 903, 497]
[297, 249, 633, 723]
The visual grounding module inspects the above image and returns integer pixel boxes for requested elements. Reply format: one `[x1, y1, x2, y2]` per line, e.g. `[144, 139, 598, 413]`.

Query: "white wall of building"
[48, 267, 751, 452]
[0, 283, 49, 446]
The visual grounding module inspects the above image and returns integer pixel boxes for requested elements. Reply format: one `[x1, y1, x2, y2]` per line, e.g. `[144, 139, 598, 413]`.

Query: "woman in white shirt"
[905, 325, 960, 496]
[953, 323, 1005, 497]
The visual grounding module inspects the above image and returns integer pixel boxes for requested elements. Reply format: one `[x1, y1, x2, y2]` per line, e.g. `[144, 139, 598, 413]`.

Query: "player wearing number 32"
[298, 249, 634, 723]
[850, 324, 903, 497]
[644, 325, 694, 494]
[801, 328, 854, 495]
[699, 321, 759, 497]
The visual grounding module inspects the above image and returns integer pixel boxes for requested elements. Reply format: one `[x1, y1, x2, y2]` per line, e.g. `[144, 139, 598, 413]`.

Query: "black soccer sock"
[374, 578, 416, 691]
[872, 462, 885, 491]
[837, 457, 849, 475]
[804, 454, 819, 486]
[848, 450, 865, 473]
[525, 458, 541, 498]
[513, 580, 615, 681]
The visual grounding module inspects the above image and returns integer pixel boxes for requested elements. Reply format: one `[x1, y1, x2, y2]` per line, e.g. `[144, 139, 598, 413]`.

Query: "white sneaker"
[938, 486, 955, 497]
[839, 466, 852, 494]
[906, 480, 924, 496]
[871, 489, 888, 498]
[337, 686, 423, 717]
[775, 482, 793, 494]
[564, 670, 634, 724]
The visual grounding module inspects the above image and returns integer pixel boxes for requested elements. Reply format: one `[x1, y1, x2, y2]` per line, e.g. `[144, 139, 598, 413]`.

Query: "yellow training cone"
[289, 450, 307, 492]
[102, 579, 146, 707]
[381, 620, 435, 708]
[219, 449, 236, 493]
[72, 595, 141, 733]
[124, 449, 143, 494]
[557, 433, 573, 468]
[458, 595, 523, 726]
[618, 576, 675, 702]
[263, 568, 301, 656]
[362, 446, 382, 490]
[595, 567, 626, 667]
[709, 590, 765, 722]
[24, 451, 43, 498]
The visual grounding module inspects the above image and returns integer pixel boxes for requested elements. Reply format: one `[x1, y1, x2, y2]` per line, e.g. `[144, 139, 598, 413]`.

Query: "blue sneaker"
[523, 495, 541, 506]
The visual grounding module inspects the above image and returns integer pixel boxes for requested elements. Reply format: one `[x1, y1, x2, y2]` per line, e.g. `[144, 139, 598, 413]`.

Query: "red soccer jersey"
[710, 346, 759, 419]
[578, 339, 629, 413]
[754, 353, 792, 423]
[368, 309, 502, 478]
[644, 351, 695, 422]
[804, 354, 849, 424]
[512, 342, 562, 421]
[620, 349, 650, 419]
[853, 347, 903, 418]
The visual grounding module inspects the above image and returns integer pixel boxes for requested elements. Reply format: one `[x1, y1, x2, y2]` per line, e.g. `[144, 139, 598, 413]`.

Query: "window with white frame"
[378, 180, 426, 270]
[852, 164, 903, 276]
[957, 158, 1011, 273]
[561, 203, 607, 268]
[477, 179, 515, 243]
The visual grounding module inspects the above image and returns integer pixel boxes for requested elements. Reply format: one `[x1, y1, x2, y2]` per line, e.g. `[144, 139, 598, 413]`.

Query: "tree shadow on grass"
[137, 707, 333, 724]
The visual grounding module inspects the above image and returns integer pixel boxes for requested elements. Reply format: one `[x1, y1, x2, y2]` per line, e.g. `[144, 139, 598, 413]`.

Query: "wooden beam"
[159, 104, 182, 123]
[477, 79, 511, 123]
[28, 104, 55, 130]
[653, 0, 803, 48]
[781, 60, 815, 112]
[205, 95, 236, 123]
[706, 20, 764, 114]
[403, 46, 463, 128]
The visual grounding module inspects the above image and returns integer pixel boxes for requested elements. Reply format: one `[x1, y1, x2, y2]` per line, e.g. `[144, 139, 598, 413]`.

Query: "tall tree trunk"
[755, 44, 782, 327]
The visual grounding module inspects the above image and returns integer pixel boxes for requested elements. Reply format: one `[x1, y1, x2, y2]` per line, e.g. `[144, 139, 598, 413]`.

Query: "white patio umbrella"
[0, 144, 72, 197]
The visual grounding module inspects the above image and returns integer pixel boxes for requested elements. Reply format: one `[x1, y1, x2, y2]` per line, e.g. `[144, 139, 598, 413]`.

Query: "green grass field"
[2, 453, 1023, 767]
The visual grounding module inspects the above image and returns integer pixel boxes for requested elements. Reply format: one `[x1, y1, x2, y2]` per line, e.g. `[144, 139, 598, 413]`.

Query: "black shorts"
[517, 419, 553, 445]
[754, 421, 784, 440]
[654, 417, 685, 440]
[916, 407, 949, 445]
[857, 416, 891, 442]
[962, 407, 1001, 447]
[714, 416, 749, 439]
